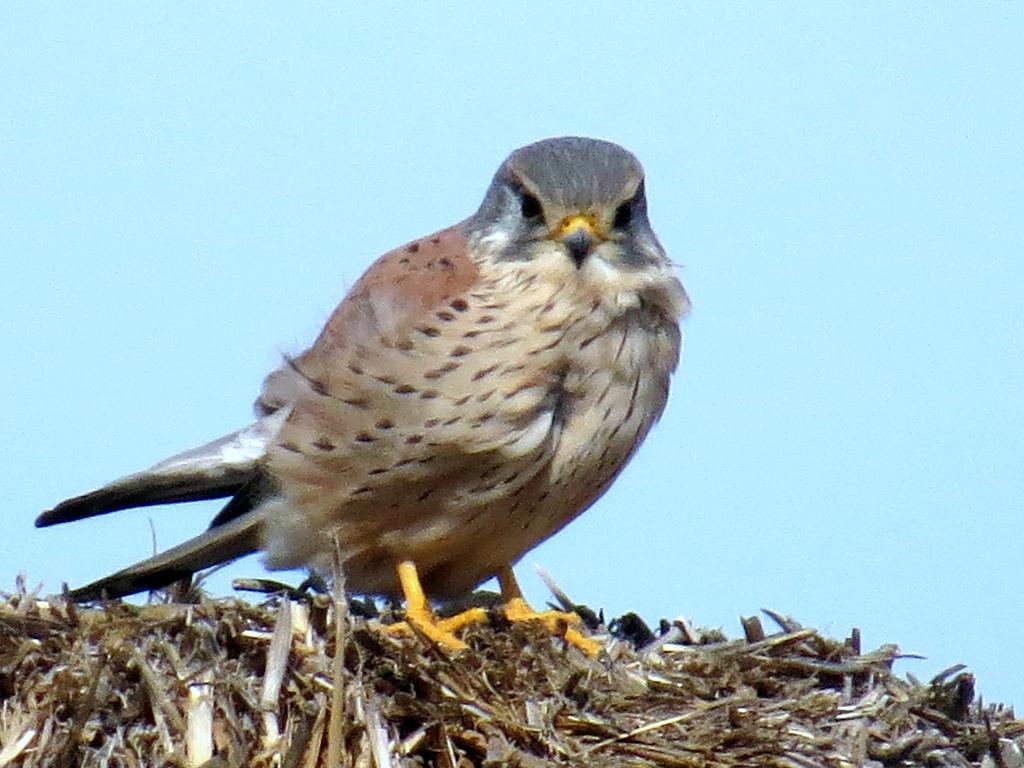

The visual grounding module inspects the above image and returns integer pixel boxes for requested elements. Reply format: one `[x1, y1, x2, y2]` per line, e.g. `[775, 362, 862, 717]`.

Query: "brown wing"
[252, 217, 680, 598]
[254, 224, 570, 587]
[253, 225, 480, 416]
[313, 224, 480, 352]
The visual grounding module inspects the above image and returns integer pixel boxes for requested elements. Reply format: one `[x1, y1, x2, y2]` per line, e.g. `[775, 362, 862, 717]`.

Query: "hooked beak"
[556, 215, 603, 268]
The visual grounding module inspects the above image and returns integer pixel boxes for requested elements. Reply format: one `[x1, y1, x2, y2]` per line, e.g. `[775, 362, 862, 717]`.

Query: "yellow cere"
[556, 214, 604, 240]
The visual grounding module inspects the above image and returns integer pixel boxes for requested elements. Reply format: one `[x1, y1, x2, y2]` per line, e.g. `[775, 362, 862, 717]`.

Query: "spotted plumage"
[37, 138, 689, 647]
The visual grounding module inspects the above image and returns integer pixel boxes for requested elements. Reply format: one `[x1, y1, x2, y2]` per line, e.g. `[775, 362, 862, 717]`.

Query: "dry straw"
[0, 580, 1021, 767]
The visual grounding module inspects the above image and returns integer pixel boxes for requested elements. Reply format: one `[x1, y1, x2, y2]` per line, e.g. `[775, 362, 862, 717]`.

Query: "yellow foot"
[499, 569, 603, 657]
[379, 560, 487, 652]
[381, 605, 488, 652]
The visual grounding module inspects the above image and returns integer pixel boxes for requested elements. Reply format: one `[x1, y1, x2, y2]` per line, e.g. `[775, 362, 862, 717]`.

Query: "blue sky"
[3, 4, 1021, 706]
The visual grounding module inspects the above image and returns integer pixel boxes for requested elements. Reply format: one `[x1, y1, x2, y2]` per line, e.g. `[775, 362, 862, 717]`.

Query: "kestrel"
[37, 137, 690, 654]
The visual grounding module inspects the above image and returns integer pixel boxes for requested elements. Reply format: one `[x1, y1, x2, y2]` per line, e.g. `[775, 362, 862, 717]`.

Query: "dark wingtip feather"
[61, 513, 263, 602]
[36, 476, 249, 528]
[38, 419, 281, 528]
[66, 567, 197, 602]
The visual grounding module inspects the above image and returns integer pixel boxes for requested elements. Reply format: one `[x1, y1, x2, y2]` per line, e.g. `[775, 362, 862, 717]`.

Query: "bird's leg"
[380, 560, 487, 652]
[498, 567, 602, 657]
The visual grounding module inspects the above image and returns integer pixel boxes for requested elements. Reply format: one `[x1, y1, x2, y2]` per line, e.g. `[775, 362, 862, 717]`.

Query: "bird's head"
[468, 136, 688, 317]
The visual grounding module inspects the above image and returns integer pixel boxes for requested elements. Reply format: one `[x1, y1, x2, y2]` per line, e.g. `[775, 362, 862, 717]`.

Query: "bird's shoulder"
[316, 223, 481, 351]
[254, 223, 484, 416]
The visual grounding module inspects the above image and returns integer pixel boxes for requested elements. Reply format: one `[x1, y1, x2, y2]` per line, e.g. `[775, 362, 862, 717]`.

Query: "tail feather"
[38, 411, 291, 601]
[37, 469, 250, 527]
[37, 413, 286, 527]
[67, 512, 263, 601]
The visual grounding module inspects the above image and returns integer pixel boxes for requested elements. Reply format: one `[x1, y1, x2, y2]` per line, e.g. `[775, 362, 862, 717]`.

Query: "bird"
[36, 136, 690, 654]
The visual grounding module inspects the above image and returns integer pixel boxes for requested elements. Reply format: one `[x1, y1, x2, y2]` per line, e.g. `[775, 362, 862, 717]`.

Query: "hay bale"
[1, 586, 1020, 767]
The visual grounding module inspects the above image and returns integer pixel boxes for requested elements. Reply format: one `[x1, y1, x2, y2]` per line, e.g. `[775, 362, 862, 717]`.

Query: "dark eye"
[520, 192, 543, 221]
[613, 201, 633, 229]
